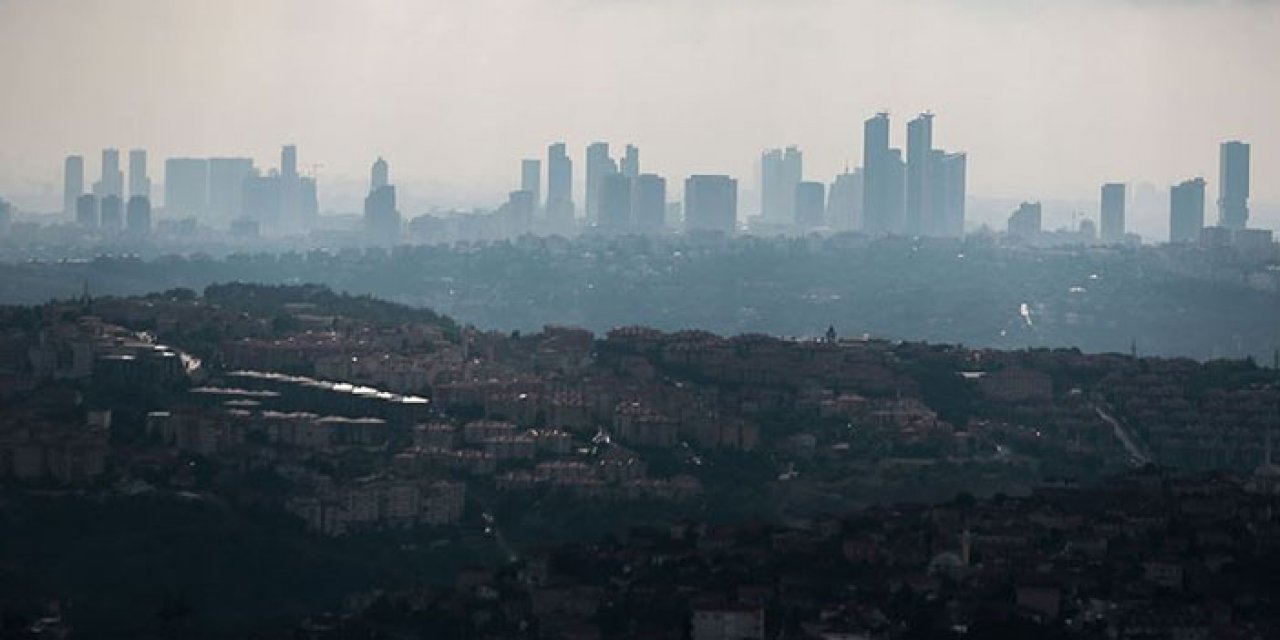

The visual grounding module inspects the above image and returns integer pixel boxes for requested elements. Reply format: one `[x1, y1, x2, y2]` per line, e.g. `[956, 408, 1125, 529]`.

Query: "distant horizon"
[2, 0, 1278, 220]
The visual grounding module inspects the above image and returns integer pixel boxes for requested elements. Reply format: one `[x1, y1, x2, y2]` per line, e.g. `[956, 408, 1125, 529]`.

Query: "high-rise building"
[242, 171, 281, 230]
[884, 148, 906, 234]
[795, 181, 826, 230]
[75, 194, 98, 228]
[862, 113, 891, 235]
[207, 158, 254, 224]
[1100, 183, 1126, 244]
[506, 189, 535, 235]
[63, 155, 84, 219]
[364, 157, 400, 245]
[278, 145, 304, 233]
[621, 144, 640, 179]
[1170, 178, 1206, 244]
[93, 149, 123, 198]
[585, 142, 616, 222]
[546, 142, 575, 231]
[1218, 141, 1250, 231]
[282, 145, 298, 180]
[827, 168, 864, 231]
[521, 159, 541, 211]
[128, 149, 150, 199]
[599, 173, 633, 233]
[126, 196, 151, 237]
[371, 157, 389, 191]
[761, 146, 802, 225]
[1008, 202, 1042, 241]
[632, 174, 666, 234]
[906, 113, 934, 236]
[684, 175, 737, 234]
[99, 194, 123, 231]
[938, 152, 967, 238]
[0, 198, 11, 233]
[164, 158, 210, 218]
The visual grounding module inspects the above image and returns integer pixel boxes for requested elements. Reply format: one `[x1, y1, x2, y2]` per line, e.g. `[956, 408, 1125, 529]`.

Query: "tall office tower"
[905, 113, 934, 236]
[371, 157, 389, 191]
[621, 144, 640, 178]
[63, 155, 84, 218]
[684, 175, 738, 234]
[278, 145, 303, 233]
[364, 158, 400, 245]
[585, 142, 616, 222]
[242, 171, 281, 229]
[598, 173, 633, 233]
[937, 152, 967, 238]
[300, 177, 319, 229]
[1007, 202, 1042, 240]
[128, 149, 150, 199]
[93, 149, 124, 198]
[827, 168, 864, 231]
[506, 190, 535, 235]
[164, 158, 210, 218]
[760, 146, 802, 224]
[884, 149, 906, 234]
[281, 145, 298, 180]
[1218, 141, 1250, 230]
[794, 181, 826, 230]
[126, 196, 152, 237]
[99, 194, 123, 231]
[0, 198, 11, 233]
[75, 194, 98, 228]
[862, 113, 891, 234]
[1170, 178, 1206, 244]
[1100, 183, 1126, 243]
[632, 174, 666, 234]
[521, 159, 541, 211]
[207, 158, 254, 224]
[546, 142, 575, 231]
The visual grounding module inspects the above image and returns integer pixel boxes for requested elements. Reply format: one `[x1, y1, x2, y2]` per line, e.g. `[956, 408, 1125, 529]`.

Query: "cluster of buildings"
[303, 469, 1280, 639]
[59, 144, 319, 240]
[1007, 140, 1270, 250]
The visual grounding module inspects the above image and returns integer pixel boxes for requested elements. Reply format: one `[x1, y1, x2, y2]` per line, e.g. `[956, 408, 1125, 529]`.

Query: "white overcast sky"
[0, 0, 1277, 217]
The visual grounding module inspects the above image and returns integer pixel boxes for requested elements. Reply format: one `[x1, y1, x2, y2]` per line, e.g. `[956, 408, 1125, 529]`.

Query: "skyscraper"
[1218, 141, 1250, 231]
[63, 155, 84, 219]
[278, 145, 304, 233]
[546, 142, 575, 232]
[521, 159, 541, 211]
[794, 181, 825, 230]
[599, 173, 633, 233]
[75, 194, 98, 228]
[208, 158, 254, 224]
[632, 174, 666, 234]
[99, 194, 123, 231]
[126, 196, 151, 237]
[93, 149, 123, 198]
[1170, 178, 1206, 244]
[905, 113, 934, 236]
[371, 157, 389, 191]
[164, 158, 210, 218]
[684, 175, 737, 234]
[827, 168, 864, 231]
[128, 149, 150, 199]
[761, 146, 802, 225]
[364, 157, 400, 245]
[621, 144, 640, 179]
[1100, 183, 1126, 244]
[934, 152, 967, 238]
[585, 142, 616, 222]
[862, 113, 906, 235]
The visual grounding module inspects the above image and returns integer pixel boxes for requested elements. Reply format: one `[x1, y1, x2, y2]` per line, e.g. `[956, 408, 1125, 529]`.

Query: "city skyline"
[1, 0, 1277, 214]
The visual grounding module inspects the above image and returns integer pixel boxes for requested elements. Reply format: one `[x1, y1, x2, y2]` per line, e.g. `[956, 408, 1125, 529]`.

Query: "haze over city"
[4, 2, 1280, 638]
[2, 0, 1279, 230]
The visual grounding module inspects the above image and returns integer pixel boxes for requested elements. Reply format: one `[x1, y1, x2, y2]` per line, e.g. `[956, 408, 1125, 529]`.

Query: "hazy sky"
[1, 0, 1278, 222]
